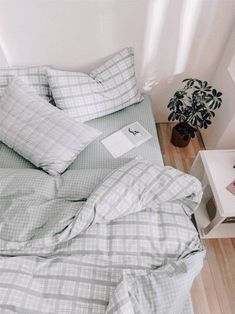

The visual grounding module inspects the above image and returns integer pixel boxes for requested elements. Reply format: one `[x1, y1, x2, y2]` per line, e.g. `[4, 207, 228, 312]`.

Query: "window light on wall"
[0, 46, 8, 66]
[228, 53, 235, 81]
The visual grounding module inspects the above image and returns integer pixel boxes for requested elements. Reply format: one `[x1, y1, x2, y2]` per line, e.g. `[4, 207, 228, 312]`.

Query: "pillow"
[47, 47, 143, 122]
[0, 77, 101, 175]
[0, 66, 50, 100]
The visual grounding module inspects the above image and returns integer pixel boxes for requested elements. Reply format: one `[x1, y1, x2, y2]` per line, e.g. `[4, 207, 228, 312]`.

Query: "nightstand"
[190, 150, 235, 238]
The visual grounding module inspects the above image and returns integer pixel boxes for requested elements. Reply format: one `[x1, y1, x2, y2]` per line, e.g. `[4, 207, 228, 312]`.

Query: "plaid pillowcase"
[47, 48, 143, 122]
[0, 66, 50, 100]
[0, 77, 101, 175]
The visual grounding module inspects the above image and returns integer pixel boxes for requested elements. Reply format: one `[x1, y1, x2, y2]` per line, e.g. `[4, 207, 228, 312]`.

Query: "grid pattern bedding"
[0, 95, 201, 313]
[0, 66, 50, 99]
[0, 77, 101, 175]
[0, 158, 204, 313]
[47, 48, 143, 122]
[0, 95, 163, 170]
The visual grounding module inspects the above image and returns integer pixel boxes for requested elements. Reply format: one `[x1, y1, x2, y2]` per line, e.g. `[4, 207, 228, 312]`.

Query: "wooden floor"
[156, 123, 235, 314]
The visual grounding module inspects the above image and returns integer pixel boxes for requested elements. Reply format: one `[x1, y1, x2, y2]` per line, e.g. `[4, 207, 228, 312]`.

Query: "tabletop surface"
[200, 150, 235, 216]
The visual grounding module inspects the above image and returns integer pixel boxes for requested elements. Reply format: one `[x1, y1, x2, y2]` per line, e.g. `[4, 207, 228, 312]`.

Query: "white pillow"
[0, 66, 50, 100]
[0, 77, 101, 175]
[47, 48, 143, 122]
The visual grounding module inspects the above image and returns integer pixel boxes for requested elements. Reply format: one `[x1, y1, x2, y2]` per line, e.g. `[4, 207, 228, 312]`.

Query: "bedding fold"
[0, 158, 205, 313]
[105, 251, 205, 314]
[0, 158, 202, 253]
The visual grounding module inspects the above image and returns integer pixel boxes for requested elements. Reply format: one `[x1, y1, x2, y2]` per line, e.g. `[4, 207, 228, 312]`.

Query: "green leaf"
[202, 81, 208, 88]
[168, 111, 175, 121]
[212, 89, 217, 96]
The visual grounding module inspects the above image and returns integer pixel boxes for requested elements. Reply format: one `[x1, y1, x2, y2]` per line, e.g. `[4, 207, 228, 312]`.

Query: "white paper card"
[102, 122, 152, 158]
[102, 131, 134, 158]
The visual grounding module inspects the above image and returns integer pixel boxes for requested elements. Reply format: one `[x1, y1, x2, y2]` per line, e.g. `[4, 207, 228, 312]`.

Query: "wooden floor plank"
[156, 123, 235, 314]
[191, 271, 211, 314]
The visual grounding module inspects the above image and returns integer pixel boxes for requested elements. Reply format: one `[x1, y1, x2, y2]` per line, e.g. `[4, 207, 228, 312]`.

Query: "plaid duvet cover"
[0, 158, 205, 313]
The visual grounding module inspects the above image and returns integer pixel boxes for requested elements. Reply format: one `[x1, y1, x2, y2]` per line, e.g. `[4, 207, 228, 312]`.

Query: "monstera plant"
[168, 78, 222, 147]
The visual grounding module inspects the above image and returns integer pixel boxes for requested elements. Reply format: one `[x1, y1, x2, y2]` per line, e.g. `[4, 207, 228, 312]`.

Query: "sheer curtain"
[137, 0, 235, 121]
[139, 0, 202, 91]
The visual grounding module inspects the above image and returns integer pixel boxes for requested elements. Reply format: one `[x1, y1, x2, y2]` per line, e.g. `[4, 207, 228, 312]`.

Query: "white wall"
[216, 116, 235, 149]
[0, 0, 148, 71]
[201, 25, 235, 149]
[0, 0, 235, 130]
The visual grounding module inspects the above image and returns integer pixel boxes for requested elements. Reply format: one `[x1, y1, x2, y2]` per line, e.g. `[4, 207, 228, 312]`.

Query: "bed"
[0, 95, 165, 198]
[0, 51, 204, 313]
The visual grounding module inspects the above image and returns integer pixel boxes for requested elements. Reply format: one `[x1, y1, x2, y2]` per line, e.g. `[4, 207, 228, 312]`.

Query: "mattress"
[0, 95, 163, 170]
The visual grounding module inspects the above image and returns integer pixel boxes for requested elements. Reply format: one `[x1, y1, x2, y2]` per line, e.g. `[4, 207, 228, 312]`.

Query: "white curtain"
[135, 0, 235, 120]
[138, 0, 235, 89]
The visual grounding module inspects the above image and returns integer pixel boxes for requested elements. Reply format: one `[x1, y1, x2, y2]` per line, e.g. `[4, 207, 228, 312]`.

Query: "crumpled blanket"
[0, 158, 205, 313]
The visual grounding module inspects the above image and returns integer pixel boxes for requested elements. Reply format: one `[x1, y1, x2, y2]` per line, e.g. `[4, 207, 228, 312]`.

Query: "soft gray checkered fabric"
[106, 251, 204, 314]
[0, 95, 164, 171]
[0, 157, 203, 250]
[0, 65, 50, 100]
[82, 157, 202, 226]
[0, 77, 101, 175]
[47, 48, 143, 122]
[0, 158, 204, 313]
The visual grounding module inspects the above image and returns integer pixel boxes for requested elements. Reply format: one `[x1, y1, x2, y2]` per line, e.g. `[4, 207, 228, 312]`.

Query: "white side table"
[190, 150, 235, 238]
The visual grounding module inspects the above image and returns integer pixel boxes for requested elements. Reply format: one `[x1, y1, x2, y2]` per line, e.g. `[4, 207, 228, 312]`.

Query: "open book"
[102, 122, 152, 158]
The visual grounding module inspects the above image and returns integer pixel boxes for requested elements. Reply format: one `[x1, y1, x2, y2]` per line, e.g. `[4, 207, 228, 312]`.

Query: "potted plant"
[167, 78, 222, 147]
